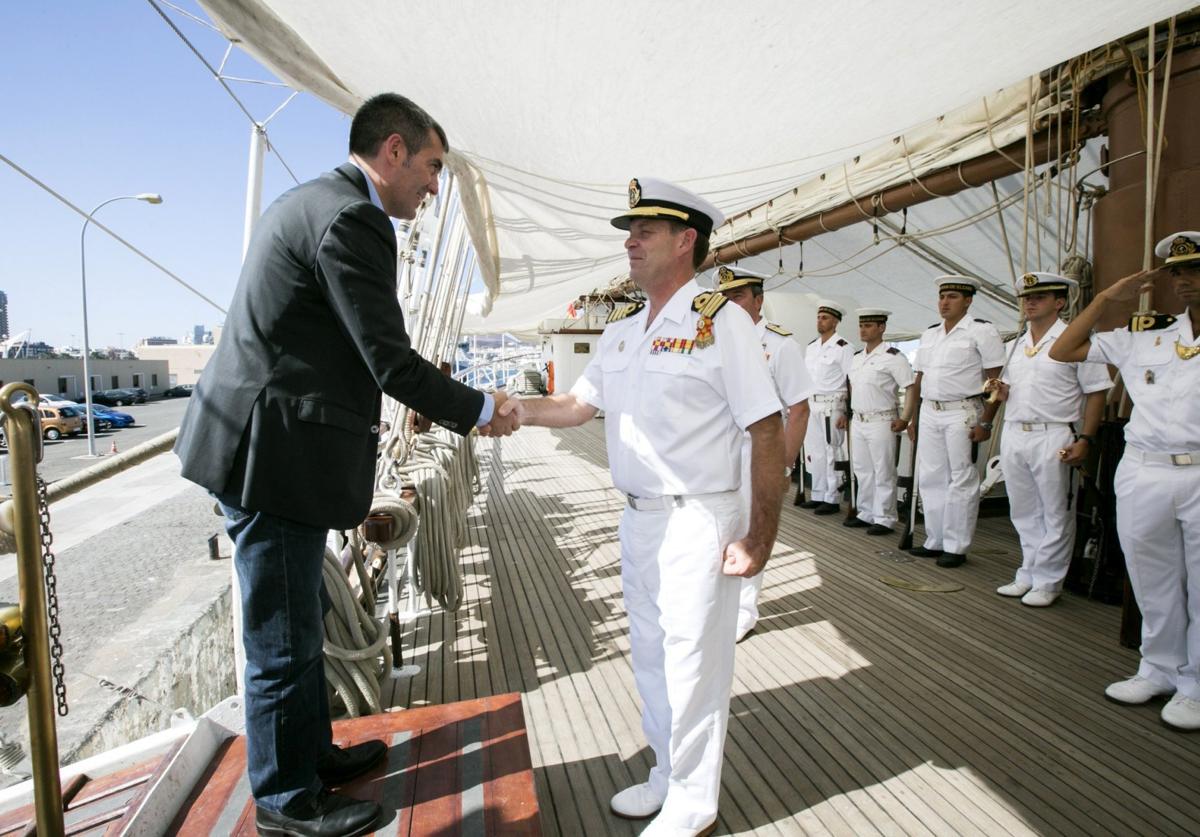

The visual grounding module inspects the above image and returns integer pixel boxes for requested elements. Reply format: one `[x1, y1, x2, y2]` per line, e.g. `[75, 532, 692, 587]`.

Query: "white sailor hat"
[715, 265, 768, 292]
[935, 274, 981, 295]
[856, 308, 891, 324]
[1155, 231, 1200, 265]
[817, 300, 845, 320]
[1016, 271, 1077, 296]
[612, 177, 725, 237]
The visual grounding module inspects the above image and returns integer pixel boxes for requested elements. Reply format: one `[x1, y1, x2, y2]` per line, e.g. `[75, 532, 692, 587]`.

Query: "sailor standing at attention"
[845, 309, 916, 536]
[908, 275, 1005, 567]
[981, 273, 1110, 607]
[495, 178, 785, 834]
[801, 301, 855, 515]
[717, 265, 813, 642]
[1051, 231, 1200, 731]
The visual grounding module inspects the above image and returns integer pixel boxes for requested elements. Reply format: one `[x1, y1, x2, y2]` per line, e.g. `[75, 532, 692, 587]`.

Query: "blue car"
[91, 406, 135, 428]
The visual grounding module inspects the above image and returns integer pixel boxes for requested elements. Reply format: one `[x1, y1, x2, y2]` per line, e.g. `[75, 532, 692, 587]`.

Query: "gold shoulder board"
[606, 302, 644, 324]
[691, 291, 728, 318]
[1129, 312, 1177, 332]
[765, 322, 792, 337]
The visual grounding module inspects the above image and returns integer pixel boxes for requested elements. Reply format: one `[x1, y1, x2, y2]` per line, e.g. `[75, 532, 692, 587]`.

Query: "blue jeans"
[215, 493, 333, 814]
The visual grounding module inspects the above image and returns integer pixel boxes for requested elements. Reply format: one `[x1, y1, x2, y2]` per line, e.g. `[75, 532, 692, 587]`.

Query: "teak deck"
[387, 421, 1200, 836]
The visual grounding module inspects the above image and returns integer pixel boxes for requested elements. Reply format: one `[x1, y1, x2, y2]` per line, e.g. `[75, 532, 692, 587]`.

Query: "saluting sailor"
[801, 301, 855, 515]
[908, 275, 1005, 567]
[717, 265, 814, 641]
[497, 178, 786, 833]
[1052, 231, 1200, 731]
[845, 309, 916, 535]
[981, 273, 1110, 607]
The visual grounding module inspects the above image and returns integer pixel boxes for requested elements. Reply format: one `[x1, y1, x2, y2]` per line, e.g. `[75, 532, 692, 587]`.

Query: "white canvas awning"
[198, 1, 1191, 338]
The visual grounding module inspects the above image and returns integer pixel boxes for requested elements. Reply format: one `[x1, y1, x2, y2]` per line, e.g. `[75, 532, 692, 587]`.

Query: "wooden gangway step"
[172, 693, 539, 834]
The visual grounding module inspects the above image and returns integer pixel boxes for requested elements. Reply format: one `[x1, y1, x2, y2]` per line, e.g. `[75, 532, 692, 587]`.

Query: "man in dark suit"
[176, 93, 515, 837]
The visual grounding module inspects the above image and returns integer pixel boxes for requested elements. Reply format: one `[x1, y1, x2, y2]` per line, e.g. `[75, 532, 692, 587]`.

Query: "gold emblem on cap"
[1169, 235, 1198, 258]
[628, 178, 642, 209]
[1022, 273, 1038, 288]
[718, 266, 735, 284]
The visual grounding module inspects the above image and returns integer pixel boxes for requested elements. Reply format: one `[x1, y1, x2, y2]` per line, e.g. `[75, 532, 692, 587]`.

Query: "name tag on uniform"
[650, 337, 695, 355]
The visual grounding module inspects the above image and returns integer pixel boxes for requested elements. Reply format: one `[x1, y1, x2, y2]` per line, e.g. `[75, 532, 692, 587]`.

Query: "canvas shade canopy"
[197, 0, 1193, 341]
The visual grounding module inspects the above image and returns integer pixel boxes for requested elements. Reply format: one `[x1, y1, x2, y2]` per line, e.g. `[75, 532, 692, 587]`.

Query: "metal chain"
[35, 477, 68, 716]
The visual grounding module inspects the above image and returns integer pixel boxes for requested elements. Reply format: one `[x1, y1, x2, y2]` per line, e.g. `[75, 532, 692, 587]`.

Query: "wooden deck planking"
[384, 422, 1200, 836]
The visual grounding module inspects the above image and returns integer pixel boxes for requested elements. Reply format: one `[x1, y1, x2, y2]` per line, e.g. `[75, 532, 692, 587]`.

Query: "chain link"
[35, 477, 68, 716]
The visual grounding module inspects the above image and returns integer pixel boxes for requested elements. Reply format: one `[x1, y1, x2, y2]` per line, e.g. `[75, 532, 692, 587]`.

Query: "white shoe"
[611, 783, 664, 819]
[638, 815, 717, 836]
[1161, 694, 1200, 731]
[996, 581, 1032, 597]
[735, 621, 755, 643]
[1105, 675, 1175, 705]
[1021, 589, 1059, 607]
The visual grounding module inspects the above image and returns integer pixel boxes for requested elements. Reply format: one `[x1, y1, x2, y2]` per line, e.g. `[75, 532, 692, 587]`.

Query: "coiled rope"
[321, 542, 391, 718]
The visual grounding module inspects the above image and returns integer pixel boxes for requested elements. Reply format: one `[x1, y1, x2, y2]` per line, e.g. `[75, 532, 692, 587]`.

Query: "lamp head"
[136, 193, 163, 204]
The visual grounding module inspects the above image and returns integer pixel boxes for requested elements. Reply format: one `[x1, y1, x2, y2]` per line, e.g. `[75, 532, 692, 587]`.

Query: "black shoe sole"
[936, 553, 966, 567]
[257, 813, 381, 837]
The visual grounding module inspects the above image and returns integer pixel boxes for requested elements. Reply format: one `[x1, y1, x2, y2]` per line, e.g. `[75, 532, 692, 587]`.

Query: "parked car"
[91, 406, 134, 428]
[37, 405, 84, 441]
[163, 384, 194, 398]
[92, 388, 140, 407]
[130, 387, 149, 401]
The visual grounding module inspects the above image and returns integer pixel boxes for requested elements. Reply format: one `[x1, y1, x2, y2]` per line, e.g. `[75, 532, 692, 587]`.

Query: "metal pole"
[0, 383, 64, 836]
[243, 124, 267, 260]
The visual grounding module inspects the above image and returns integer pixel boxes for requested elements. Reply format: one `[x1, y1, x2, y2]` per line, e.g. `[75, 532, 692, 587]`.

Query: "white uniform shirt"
[758, 320, 814, 415]
[571, 279, 781, 497]
[914, 317, 1006, 400]
[1002, 318, 1111, 422]
[849, 344, 915, 412]
[804, 332, 854, 395]
[1088, 312, 1200, 453]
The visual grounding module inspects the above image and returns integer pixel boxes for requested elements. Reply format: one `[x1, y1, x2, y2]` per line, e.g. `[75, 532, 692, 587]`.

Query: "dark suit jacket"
[175, 163, 484, 530]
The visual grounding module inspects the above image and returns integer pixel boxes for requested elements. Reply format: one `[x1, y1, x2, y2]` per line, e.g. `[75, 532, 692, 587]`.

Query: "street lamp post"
[80, 193, 162, 457]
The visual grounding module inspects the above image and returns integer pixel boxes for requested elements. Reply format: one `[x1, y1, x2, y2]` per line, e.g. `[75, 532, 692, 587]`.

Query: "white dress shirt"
[804, 332, 854, 395]
[1002, 318, 1111, 422]
[914, 317, 1006, 400]
[572, 280, 781, 497]
[1089, 312, 1200, 453]
[758, 321, 814, 413]
[849, 344, 915, 412]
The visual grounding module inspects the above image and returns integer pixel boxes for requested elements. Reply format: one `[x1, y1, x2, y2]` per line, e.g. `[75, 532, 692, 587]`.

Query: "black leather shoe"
[937, 552, 966, 568]
[316, 740, 388, 786]
[865, 524, 894, 536]
[908, 546, 943, 558]
[256, 790, 381, 837]
[814, 503, 841, 515]
[798, 499, 822, 509]
[842, 516, 868, 528]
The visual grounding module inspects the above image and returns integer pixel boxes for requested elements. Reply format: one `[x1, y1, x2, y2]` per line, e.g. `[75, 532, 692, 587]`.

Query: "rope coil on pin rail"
[321, 543, 391, 718]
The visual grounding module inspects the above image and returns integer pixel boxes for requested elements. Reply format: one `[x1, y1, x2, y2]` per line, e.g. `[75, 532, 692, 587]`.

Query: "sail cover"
[198, 1, 1191, 337]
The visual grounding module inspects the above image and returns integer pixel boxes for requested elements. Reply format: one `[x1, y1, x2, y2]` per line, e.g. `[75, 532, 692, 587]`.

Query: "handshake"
[479, 390, 525, 437]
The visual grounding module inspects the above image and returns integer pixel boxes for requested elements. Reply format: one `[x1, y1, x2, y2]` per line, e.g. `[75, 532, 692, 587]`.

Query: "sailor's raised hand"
[1100, 267, 1168, 304]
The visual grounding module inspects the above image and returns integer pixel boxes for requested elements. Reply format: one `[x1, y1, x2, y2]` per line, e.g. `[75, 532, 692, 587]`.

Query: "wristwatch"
[1074, 433, 1096, 445]
[979, 421, 993, 431]
[783, 465, 794, 477]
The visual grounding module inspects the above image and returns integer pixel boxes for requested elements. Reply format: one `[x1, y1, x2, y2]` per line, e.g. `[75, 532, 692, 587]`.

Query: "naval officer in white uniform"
[498, 178, 785, 832]
[845, 308, 916, 535]
[801, 301, 855, 515]
[717, 265, 814, 641]
[908, 275, 1006, 567]
[982, 273, 1110, 607]
[1052, 231, 1200, 732]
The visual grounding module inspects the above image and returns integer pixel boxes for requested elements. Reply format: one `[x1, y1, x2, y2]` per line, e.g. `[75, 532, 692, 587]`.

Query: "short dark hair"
[665, 220, 711, 270]
[349, 93, 448, 158]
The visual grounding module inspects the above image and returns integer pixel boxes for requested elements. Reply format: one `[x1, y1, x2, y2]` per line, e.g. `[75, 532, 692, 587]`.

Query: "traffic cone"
[110, 439, 118, 455]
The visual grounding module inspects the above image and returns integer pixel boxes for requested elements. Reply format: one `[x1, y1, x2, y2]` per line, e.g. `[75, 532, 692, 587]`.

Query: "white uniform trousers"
[917, 401, 982, 554]
[806, 405, 845, 503]
[1114, 451, 1200, 700]
[619, 491, 744, 829]
[1000, 423, 1076, 592]
[850, 418, 900, 529]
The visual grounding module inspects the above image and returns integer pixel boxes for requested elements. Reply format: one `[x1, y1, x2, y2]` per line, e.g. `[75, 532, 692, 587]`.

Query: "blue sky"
[1, 2, 350, 350]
